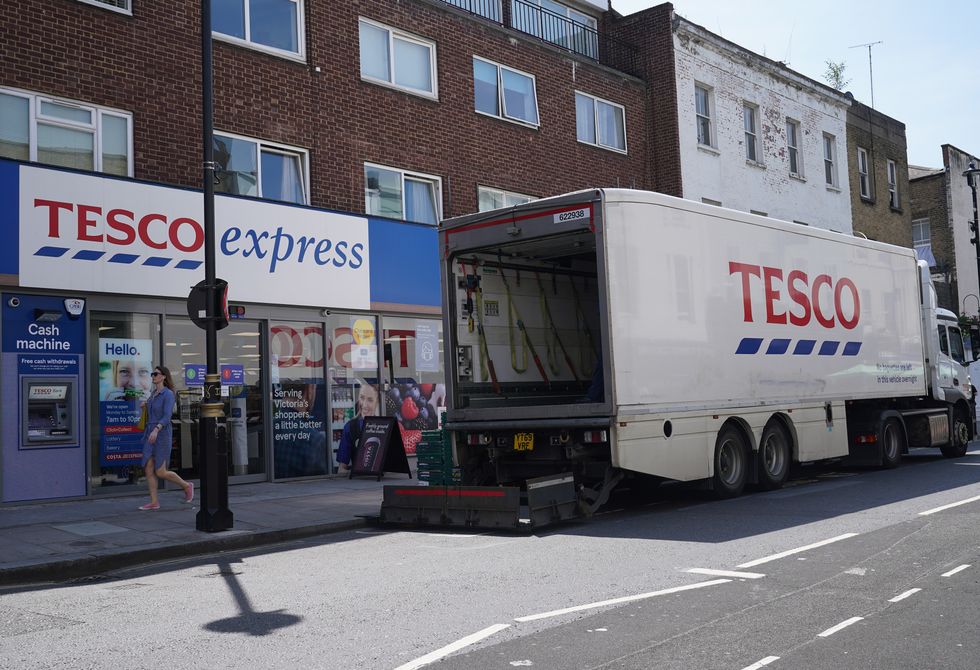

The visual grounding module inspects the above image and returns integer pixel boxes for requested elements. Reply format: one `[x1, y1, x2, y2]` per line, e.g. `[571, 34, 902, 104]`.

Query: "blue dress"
[141, 387, 176, 468]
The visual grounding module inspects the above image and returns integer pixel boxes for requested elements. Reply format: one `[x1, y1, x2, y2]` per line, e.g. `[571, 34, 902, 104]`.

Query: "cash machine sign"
[514, 432, 534, 452]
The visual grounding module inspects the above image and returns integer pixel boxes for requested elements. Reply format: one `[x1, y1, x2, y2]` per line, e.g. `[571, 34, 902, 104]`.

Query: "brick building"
[910, 145, 980, 317]
[846, 99, 912, 247]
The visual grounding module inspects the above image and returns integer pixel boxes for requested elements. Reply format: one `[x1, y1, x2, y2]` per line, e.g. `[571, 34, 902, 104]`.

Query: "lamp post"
[196, 0, 233, 532]
[966, 162, 980, 320]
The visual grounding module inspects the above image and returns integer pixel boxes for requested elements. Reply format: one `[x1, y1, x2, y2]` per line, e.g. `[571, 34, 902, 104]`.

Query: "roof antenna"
[849, 40, 883, 108]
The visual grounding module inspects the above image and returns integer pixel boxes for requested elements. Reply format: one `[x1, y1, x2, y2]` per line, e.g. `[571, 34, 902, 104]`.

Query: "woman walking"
[139, 365, 193, 510]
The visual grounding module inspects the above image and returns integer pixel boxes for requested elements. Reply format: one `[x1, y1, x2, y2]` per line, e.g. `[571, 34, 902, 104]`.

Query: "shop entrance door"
[165, 317, 266, 481]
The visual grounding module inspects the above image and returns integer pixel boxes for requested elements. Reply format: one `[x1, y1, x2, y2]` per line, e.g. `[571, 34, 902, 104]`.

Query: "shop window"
[326, 314, 381, 471]
[165, 318, 266, 480]
[213, 132, 309, 204]
[478, 185, 534, 212]
[359, 18, 437, 99]
[213, 0, 304, 59]
[382, 317, 446, 456]
[89, 312, 160, 492]
[0, 86, 132, 176]
[473, 56, 539, 127]
[575, 92, 626, 153]
[269, 321, 329, 478]
[364, 162, 442, 225]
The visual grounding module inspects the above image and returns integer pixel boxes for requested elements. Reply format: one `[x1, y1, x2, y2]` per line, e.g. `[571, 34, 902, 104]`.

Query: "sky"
[609, 0, 980, 168]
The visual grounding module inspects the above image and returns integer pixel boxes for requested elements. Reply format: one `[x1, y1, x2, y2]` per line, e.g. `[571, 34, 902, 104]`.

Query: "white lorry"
[381, 188, 974, 528]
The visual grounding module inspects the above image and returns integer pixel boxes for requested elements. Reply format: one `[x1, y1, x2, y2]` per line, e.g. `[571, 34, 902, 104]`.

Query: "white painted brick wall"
[673, 29, 853, 233]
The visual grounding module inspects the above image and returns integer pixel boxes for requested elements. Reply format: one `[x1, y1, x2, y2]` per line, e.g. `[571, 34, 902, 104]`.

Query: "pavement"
[0, 473, 410, 587]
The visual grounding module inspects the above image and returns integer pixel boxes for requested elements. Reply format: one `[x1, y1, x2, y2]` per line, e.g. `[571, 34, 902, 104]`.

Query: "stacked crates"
[416, 429, 461, 486]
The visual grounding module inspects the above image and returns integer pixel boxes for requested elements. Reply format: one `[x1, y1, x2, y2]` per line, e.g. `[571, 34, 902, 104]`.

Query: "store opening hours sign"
[18, 165, 370, 309]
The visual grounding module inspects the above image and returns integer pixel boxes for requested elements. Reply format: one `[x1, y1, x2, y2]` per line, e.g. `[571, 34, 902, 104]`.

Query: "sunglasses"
[151, 371, 162, 377]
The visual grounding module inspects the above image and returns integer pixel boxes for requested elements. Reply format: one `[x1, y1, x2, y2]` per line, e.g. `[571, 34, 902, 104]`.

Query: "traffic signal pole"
[197, 0, 233, 532]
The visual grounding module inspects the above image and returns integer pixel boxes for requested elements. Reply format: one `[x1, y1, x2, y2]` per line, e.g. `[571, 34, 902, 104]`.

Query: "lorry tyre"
[880, 418, 904, 468]
[713, 426, 748, 498]
[757, 423, 791, 490]
[940, 408, 970, 458]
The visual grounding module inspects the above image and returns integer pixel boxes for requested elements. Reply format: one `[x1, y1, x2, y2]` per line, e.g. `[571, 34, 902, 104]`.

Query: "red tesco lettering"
[729, 262, 860, 330]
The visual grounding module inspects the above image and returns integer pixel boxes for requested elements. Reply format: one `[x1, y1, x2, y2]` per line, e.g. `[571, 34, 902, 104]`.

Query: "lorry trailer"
[380, 188, 974, 528]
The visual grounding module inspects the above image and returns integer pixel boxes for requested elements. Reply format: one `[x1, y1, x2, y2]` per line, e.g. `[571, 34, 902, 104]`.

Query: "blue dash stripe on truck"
[736, 338, 764, 354]
[793, 340, 816, 355]
[819, 341, 840, 355]
[842, 341, 862, 356]
[766, 339, 791, 355]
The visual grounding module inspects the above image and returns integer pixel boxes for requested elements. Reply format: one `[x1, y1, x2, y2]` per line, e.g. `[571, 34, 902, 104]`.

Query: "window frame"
[358, 17, 439, 100]
[76, 0, 132, 15]
[694, 83, 714, 149]
[857, 146, 871, 199]
[472, 56, 540, 128]
[213, 130, 310, 205]
[887, 159, 900, 208]
[212, 0, 306, 62]
[743, 102, 759, 163]
[912, 218, 931, 246]
[574, 91, 627, 154]
[786, 118, 802, 177]
[477, 185, 535, 212]
[364, 162, 443, 225]
[823, 133, 838, 188]
[0, 86, 134, 176]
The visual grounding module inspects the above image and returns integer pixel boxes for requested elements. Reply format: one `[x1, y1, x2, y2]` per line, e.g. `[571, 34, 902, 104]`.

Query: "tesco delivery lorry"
[380, 188, 974, 528]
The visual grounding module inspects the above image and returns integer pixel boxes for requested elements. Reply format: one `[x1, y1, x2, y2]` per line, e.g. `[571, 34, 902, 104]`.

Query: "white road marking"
[737, 533, 859, 568]
[817, 616, 864, 637]
[394, 624, 510, 670]
[918, 494, 980, 516]
[942, 564, 971, 577]
[686, 568, 766, 579]
[954, 462, 980, 466]
[741, 656, 780, 670]
[888, 588, 921, 602]
[513, 579, 731, 623]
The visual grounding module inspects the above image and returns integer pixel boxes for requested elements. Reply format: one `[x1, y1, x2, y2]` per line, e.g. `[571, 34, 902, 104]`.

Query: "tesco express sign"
[18, 165, 370, 310]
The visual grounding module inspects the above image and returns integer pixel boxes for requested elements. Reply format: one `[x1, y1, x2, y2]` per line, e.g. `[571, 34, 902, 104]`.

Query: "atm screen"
[28, 384, 69, 401]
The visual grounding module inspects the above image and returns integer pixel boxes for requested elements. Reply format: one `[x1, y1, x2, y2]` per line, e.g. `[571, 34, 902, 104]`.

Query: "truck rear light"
[582, 430, 608, 444]
[466, 433, 492, 446]
[854, 434, 877, 445]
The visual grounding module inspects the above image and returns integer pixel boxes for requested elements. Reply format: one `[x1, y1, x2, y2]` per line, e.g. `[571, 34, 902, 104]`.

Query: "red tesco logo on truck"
[729, 262, 860, 330]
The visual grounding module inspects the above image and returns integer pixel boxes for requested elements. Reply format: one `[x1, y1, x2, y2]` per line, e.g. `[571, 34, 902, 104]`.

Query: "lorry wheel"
[757, 423, 791, 490]
[880, 418, 904, 468]
[713, 426, 748, 498]
[940, 409, 970, 458]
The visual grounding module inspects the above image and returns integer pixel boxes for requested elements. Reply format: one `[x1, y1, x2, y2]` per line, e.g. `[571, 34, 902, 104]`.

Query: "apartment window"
[0, 87, 132, 176]
[478, 186, 534, 212]
[213, 132, 308, 204]
[823, 133, 838, 187]
[887, 159, 899, 208]
[743, 103, 759, 162]
[213, 0, 304, 58]
[442, 0, 502, 21]
[786, 119, 801, 176]
[365, 163, 441, 225]
[359, 18, 437, 98]
[857, 147, 871, 199]
[511, 0, 598, 59]
[695, 84, 713, 147]
[912, 217, 936, 267]
[575, 92, 626, 153]
[77, 0, 131, 13]
[473, 57, 539, 126]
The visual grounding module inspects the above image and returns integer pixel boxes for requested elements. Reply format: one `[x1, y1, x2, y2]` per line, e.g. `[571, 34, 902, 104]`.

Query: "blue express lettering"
[221, 226, 364, 273]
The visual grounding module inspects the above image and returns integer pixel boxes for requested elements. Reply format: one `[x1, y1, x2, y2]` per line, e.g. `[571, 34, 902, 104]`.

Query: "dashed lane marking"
[888, 588, 921, 603]
[741, 657, 780, 670]
[942, 564, 971, 577]
[817, 616, 863, 638]
[918, 494, 980, 516]
[394, 624, 510, 670]
[514, 579, 731, 623]
[737, 533, 859, 569]
[686, 568, 766, 579]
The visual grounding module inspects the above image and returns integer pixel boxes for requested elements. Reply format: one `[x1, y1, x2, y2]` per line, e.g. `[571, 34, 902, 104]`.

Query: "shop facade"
[0, 159, 444, 503]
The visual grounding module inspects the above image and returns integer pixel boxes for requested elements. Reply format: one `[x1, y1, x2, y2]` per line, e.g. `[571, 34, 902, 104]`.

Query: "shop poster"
[98, 338, 153, 466]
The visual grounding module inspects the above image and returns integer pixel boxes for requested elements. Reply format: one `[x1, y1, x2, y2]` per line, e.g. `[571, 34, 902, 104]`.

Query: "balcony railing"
[441, 0, 502, 22]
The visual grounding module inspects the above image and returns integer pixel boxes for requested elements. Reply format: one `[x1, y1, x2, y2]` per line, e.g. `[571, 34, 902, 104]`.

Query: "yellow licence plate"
[514, 432, 534, 452]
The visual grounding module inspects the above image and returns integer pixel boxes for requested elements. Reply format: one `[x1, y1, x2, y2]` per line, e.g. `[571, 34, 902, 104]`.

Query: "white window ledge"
[697, 144, 720, 156]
